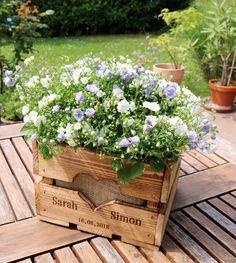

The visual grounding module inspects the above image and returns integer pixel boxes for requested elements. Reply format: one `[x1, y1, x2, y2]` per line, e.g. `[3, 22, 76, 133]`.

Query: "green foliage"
[39, 143, 53, 160]
[32, 0, 190, 36]
[150, 159, 165, 172]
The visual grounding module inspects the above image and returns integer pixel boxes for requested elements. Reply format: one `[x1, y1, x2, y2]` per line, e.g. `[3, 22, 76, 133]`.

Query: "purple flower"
[3, 77, 15, 87]
[165, 82, 178, 99]
[202, 124, 211, 134]
[31, 133, 38, 141]
[15, 65, 21, 71]
[14, 74, 20, 81]
[97, 137, 104, 145]
[96, 65, 102, 70]
[128, 136, 140, 145]
[64, 64, 73, 71]
[188, 131, 198, 142]
[106, 71, 114, 77]
[87, 84, 99, 94]
[198, 139, 205, 150]
[74, 108, 84, 120]
[124, 74, 131, 83]
[144, 124, 151, 134]
[189, 142, 197, 150]
[144, 88, 152, 96]
[96, 70, 103, 77]
[119, 138, 131, 148]
[58, 132, 65, 141]
[5, 70, 12, 77]
[85, 108, 95, 117]
[52, 105, 60, 113]
[75, 91, 85, 103]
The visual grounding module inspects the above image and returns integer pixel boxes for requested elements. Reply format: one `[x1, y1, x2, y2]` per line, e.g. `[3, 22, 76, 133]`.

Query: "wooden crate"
[34, 144, 180, 247]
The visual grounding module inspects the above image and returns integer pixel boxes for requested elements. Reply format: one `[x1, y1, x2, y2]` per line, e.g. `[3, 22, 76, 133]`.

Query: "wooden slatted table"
[0, 123, 235, 263]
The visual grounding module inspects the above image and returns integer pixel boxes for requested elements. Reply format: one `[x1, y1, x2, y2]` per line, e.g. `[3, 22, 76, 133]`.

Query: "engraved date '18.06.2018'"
[78, 217, 110, 230]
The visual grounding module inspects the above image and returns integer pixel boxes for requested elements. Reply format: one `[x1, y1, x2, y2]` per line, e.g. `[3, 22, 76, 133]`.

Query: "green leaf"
[117, 167, 132, 184]
[150, 159, 165, 172]
[39, 143, 53, 160]
[111, 159, 122, 171]
[20, 124, 33, 136]
[131, 162, 145, 179]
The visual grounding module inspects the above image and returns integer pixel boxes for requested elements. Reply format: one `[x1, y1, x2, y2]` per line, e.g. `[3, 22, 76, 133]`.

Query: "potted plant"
[15, 56, 216, 246]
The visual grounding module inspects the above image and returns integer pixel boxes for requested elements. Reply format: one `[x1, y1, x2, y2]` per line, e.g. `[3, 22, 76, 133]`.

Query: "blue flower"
[74, 108, 84, 120]
[188, 131, 198, 142]
[128, 136, 140, 145]
[58, 131, 65, 141]
[87, 84, 99, 94]
[75, 91, 85, 103]
[198, 139, 205, 150]
[106, 71, 114, 77]
[4, 77, 15, 87]
[124, 74, 131, 83]
[31, 133, 38, 141]
[144, 124, 151, 134]
[64, 64, 73, 71]
[144, 88, 151, 96]
[119, 138, 131, 148]
[52, 105, 60, 113]
[202, 124, 211, 134]
[189, 142, 197, 150]
[165, 82, 178, 99]
[5, 70, 12, 77]
[85, 108, 95, 117]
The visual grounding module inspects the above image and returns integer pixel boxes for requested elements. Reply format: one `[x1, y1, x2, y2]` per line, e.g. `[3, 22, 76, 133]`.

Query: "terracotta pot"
[153, 63, 185, 84]
[207, 79, 236, 113]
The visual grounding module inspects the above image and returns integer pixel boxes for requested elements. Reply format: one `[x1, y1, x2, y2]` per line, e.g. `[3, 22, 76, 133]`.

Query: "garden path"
[0, 123, 235, 263]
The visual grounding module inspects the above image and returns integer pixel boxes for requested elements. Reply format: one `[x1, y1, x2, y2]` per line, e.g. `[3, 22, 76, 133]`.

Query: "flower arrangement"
[15, 56, 216, 183]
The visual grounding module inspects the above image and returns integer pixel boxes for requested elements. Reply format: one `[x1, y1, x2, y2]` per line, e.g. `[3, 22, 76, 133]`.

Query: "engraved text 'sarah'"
[110, 211, 142, 226]
[52, 196, 78, 210]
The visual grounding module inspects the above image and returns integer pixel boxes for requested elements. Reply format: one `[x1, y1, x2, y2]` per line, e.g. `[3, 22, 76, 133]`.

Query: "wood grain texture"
[53, 247, 79, 263]
[188, 150, 217, 167]
[0, 148, 32, 220]
[215, 136, 236, 165]
[0, 123, 23, 140]
[72, 241, 102, 263]
[112, 240, 148, 263]
[0, 217, 92, 263]
[16, 259, 32, 263]
[182, 154, 208, 171]
[180, 160, 197, 174]
[34, 253, 55, 263]
[220, 194, 236, 209]
[139, 247, 171, 263]
[173, 163, 236, 210]
[91, 237, 125, 263]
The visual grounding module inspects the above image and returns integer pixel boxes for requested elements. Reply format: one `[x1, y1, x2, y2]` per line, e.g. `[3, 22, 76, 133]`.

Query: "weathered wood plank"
[167, 220, 218, 263]
[172, 211, 236, 263]
[173, 163, 236, 210]
[220, 194, 236, 209]
[16, 259, 32, 263]
[215, 136, 236, 165]
[195, 149, 226, 165]
[188, 150, 218, 167]
[0, 217, 93, 263]
[72, 241, 102, 263]
[0, 140, 35, 213]
[34, 253, 55, 263]
[53, 247, 79, 263]
[12, 137, 35, 181]
[162, 234, 195, 263]
[180, 160, 197, 174]
[112, 240, 148, 263]
[184, 206, 236, 256]
[139, 246, 171, 263]
[197, 202, 236, 238]
[182, 154, 208, 171]
[0, 123, 23, 140]
[0, 181, 15, 225]
[0, 148, 32, 220]
[91, 237, 125, 263]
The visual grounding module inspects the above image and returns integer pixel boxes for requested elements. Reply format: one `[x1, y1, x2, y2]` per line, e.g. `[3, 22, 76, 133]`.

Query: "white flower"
[127, 118, 134, 126]
[74, 122, 82, 130]
[28, 111, 38, 121]
[143, 101, 160, 112]
[33, 115, 46, 127]
[175, 124, 188, 136]
[72, 69, 82, 84]
[112, 86, 123, 99]
[48, 94, 57, 102]
[24, 56, 34, 66]
[40, 77, 50, 88]
[68, 140, 77, 147]
[23, 115, 30, 123]
[168, 116, 182, 126]
[182, 87, 199, 102]
[117, 99, 130, 113]
[130, 101, 135, 111]
[80, 77, 89, 85]
[97, 90, 105, 97]
[57, 127, 66, 133]
[22, 105, 29, 116]
[146, 115, 157, 127]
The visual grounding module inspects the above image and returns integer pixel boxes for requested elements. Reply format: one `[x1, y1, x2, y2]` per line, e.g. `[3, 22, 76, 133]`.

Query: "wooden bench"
[0, 124, 235, 263]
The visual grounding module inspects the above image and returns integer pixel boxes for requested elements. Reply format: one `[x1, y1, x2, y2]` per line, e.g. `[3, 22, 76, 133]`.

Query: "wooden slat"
[0, 181, 15, 225]
[0, 149, 32, 220]
[34, 253, 55, 263]
[172, 211, 236, 263]
[12, 137, 35, 181]
[195, 149, 226, 165]
[17, 259, 32, 263]
[167, 220, 218, 263]
[91, 237, 125, 263]
[197, 202, 236, 238]
[112, 240, 148, 263]
[230, 191, 236, 198]
[179, 169, 186, 176]
[0, 140, 35, 213]
[53, 247, 79, 263]
[184, 206, 236, 256]
[220, 194, 236, 209]
[72, 241, 102, 263]
[188, 150, 218, 167]
[0, 123, 22, 140]
[173, 163, 236, 210]
[208, 198, 236, 223]
[0, 217, 93, 263]
[180, 160, 197, 174]
[162, 234, 195, 263]
[215, 136, 236, 165]
[139, 247, 171, 263]
[182, 154, 208, 171]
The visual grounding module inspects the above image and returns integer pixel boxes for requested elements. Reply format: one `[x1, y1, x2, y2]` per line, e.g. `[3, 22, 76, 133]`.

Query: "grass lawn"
[2, 35, 209, 96]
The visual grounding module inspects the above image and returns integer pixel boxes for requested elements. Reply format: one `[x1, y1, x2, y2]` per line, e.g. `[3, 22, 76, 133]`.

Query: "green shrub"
[33, 0, 190, 36]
